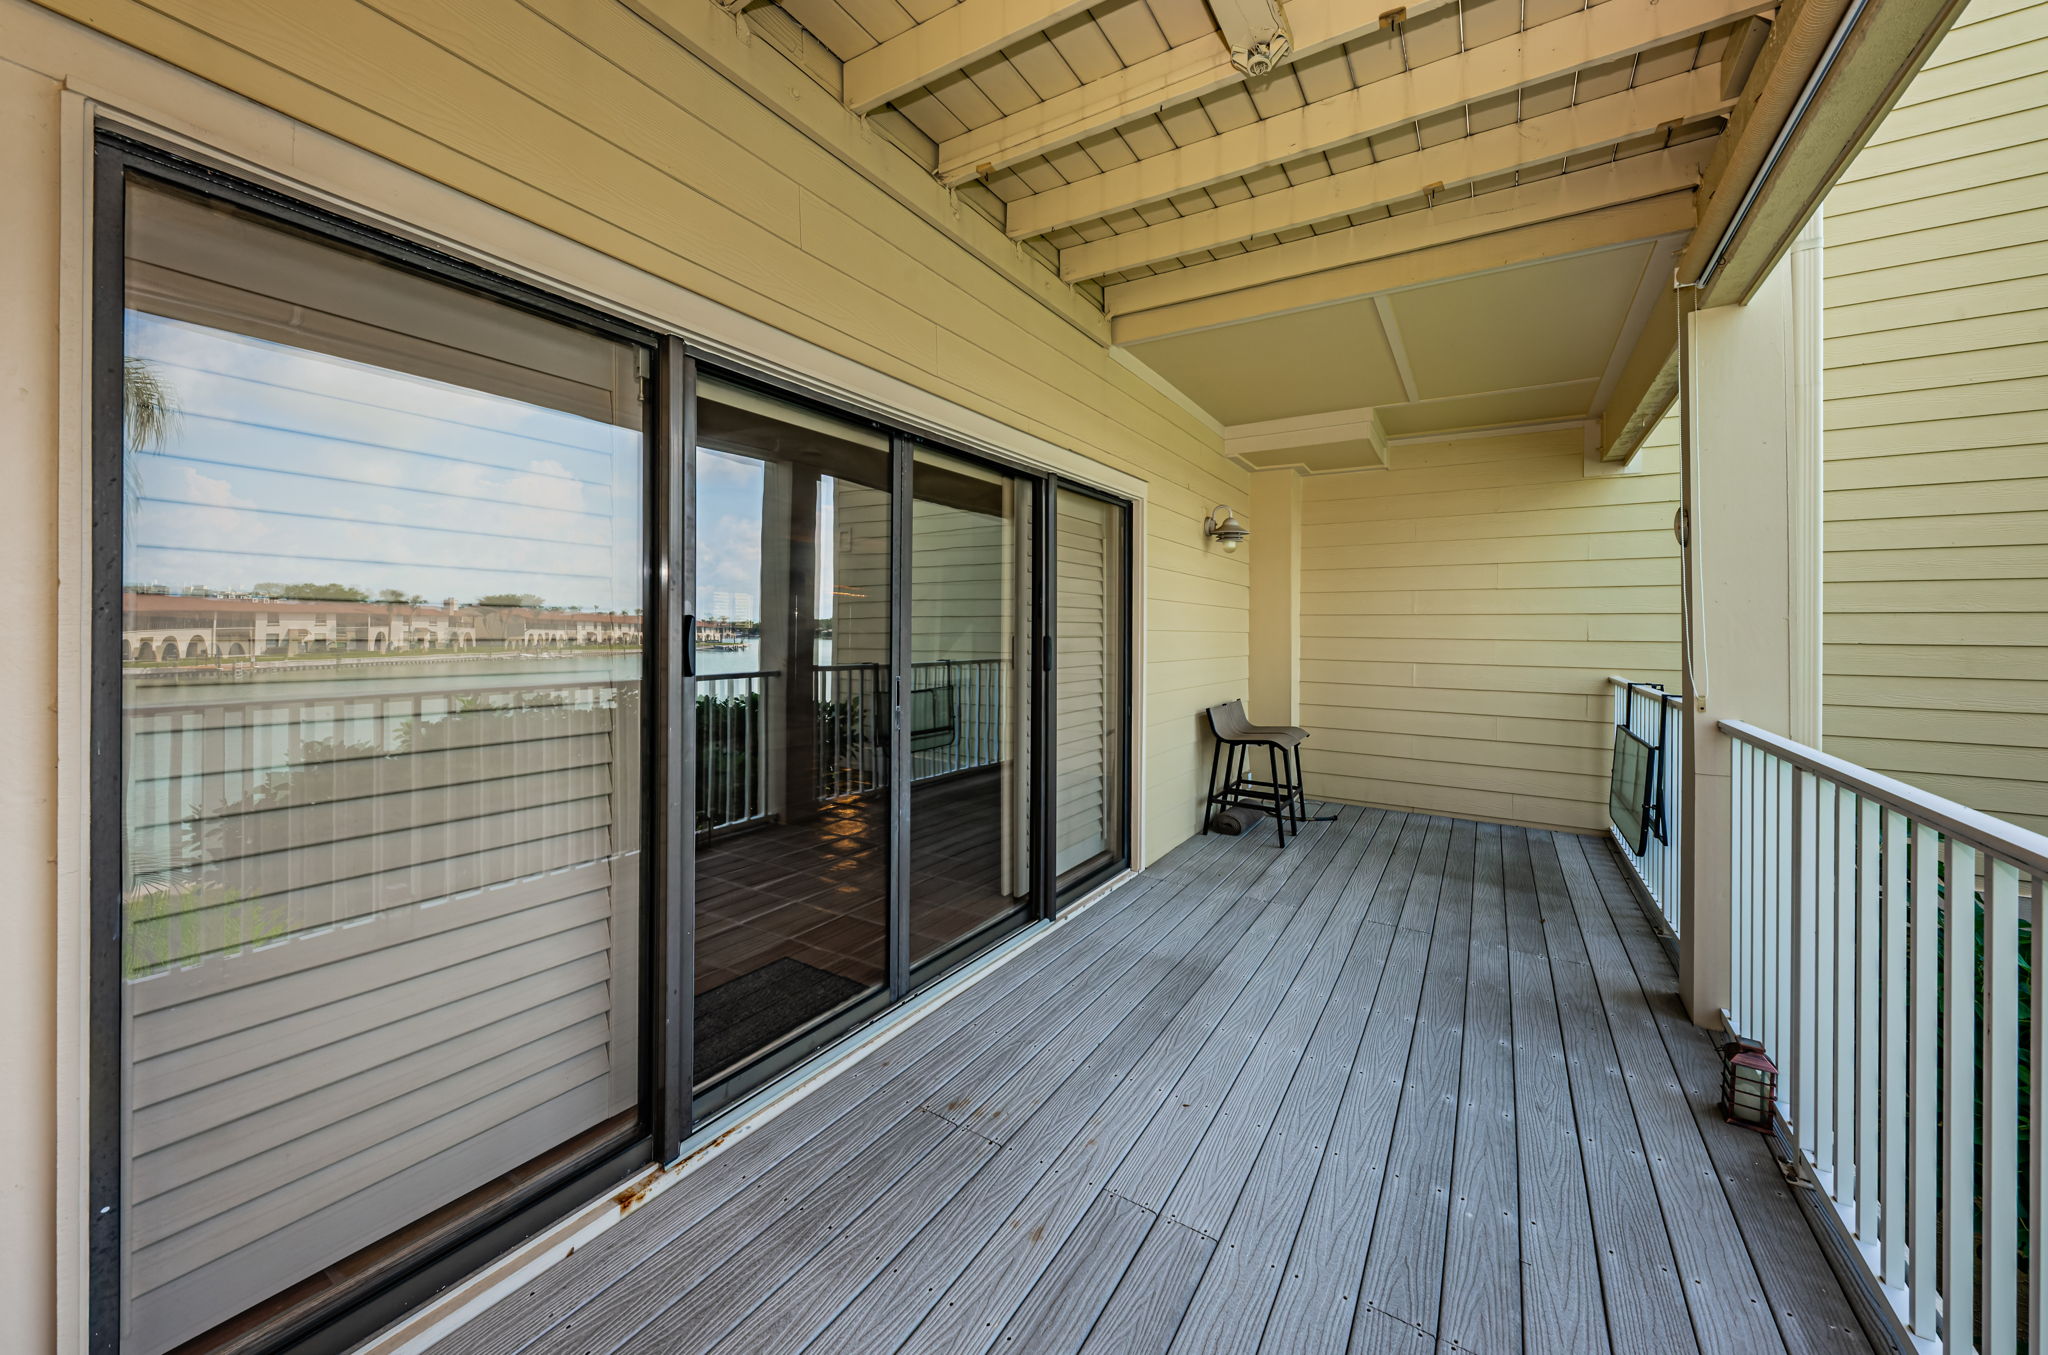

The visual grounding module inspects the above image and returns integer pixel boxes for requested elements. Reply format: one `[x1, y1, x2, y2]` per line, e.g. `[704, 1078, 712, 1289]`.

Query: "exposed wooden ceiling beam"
[1060, 67, 1731, 282]
[1107, 139, 1710, 317]
[1001, 0, 1768, 234]
[1591, 235, 1681, 434]
[932, 0, 1458, 186]
[1111, 192, 1696, 344]
[843, 0, 1100, 114]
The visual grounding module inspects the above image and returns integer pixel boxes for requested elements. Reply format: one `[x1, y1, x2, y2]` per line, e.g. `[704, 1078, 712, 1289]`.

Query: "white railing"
[1608, 676, 1684, 937]
[1723, 719, 2048, 1355]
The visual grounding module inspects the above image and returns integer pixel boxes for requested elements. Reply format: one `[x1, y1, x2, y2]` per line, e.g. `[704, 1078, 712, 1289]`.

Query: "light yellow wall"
[1294, 422, 1682, 832]
[7, 0, 1248, 862]
[0, 0, 1251, 1344]
[1246, 468, 1301, 727]
[1821, 0, 2048, 833]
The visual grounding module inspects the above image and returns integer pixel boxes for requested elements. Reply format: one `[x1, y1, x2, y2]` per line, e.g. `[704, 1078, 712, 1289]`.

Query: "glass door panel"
[1054, 489, 1129, 892]
[691, 380, 891, 1102]
[116, 179, 647, 1355]
[907, 447, 1035, 973]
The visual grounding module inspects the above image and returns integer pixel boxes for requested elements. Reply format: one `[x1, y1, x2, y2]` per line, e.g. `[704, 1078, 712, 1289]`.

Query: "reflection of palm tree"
[123, 356, 180, 516]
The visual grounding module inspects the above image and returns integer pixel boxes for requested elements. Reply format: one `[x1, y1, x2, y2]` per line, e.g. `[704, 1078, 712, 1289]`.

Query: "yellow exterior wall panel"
[1822, 0, 2048, 832]
[1292, 422, 1681, 833]
[13, 0, 1252, 868]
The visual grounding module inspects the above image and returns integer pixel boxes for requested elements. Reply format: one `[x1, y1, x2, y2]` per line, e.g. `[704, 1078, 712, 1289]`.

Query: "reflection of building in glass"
[706, 589, 755, 620]
[477, 607, 645, 649]
[121, 592, 644, 660]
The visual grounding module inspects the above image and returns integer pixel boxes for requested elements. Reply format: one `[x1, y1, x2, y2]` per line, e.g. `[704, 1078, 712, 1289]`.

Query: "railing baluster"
[1758, 750, 1773, 1056]
[1984, 855, 2020, 1354]
[1881, 806, 1909, 1287]
[1793, 767, 1818, 1150]
[1911, 818, 1942, 1337]
[1835, 787, 1858, 1208]
[1734, 742, 1752, 1026]
[1944, 836, 1977, 1355]
[1855, 795, 1880, 1241]
[1777, 756, 1794, 1085]
[1815, 778, 1838, 1177]
[1755, 743, 1768, 1025]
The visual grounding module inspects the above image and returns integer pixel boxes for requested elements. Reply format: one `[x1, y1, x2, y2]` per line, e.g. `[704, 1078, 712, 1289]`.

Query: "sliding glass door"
[93, 136, 1133, 1355]
[108, 172, 652, 1355]
[688, 380, 894, 1112]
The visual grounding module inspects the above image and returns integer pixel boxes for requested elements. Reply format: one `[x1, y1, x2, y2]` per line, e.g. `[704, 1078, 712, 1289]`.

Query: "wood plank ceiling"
[728, 0, 1777, 454]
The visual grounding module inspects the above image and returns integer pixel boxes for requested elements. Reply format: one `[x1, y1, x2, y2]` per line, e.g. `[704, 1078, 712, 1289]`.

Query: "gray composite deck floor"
[437, 805, 1877, 1355]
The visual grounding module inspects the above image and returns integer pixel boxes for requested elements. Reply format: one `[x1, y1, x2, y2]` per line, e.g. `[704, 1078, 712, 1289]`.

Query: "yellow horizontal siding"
[11, 0, 1252, 862]
[1294, 423, 1681, 833]
[1822, 0, 2048, 833]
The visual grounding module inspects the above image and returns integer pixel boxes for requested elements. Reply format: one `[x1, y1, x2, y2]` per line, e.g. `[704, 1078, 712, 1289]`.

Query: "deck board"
[988, 1191, 1154, 1353]
[1528, 831, 1699, 1355]
[1437, 820, 1521, 1355]
[439, 809, 1877, 1355]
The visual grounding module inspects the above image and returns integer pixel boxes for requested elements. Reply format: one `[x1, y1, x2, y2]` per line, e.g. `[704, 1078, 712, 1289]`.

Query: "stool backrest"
[1206, 698, 1254, 741]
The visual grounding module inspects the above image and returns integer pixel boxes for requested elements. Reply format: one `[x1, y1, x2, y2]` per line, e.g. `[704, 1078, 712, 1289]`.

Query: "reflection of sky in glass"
[696, 447, 763, 622]
[694, 448, 837, 624]
[123, 312, 643, 611]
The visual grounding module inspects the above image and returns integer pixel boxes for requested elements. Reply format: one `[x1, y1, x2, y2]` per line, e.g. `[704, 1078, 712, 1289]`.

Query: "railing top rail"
[1720, 717, 2048, 876]
[1605, 674, 1685, 706]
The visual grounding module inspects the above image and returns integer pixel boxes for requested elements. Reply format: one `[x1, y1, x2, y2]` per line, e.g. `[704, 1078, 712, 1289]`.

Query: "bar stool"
[1204, 699, 1308, 845]
[1233, 701, 1311, 825]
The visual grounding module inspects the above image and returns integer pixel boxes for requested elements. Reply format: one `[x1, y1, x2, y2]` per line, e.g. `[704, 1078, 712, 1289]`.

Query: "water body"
[123, 637, 818, 710]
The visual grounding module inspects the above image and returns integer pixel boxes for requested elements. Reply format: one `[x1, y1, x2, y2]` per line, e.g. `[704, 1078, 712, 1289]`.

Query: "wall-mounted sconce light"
[1204, 504, 1250, 553]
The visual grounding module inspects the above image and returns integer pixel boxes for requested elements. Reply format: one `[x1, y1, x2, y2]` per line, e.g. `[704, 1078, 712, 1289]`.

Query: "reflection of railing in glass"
[695, 659, 1009, 835]
[816, 662, 884, 805]
[122, 681, 639, 971]
[694, 671, 768, 833]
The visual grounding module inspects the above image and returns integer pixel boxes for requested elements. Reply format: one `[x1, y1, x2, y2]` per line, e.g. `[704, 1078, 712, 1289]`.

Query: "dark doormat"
[695, 956, 869, 1079]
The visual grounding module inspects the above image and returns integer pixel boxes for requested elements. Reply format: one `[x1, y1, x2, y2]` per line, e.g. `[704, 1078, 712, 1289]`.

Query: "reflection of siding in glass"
[117, 180, 646, 1355]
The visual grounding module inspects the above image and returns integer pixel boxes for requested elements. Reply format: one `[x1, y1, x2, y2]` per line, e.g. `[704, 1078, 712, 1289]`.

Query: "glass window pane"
[691, 379, 890, 1097]
[118, 181, 646, 1354]
[909, 447, 1034, 969]
[1055, 489, 1127, 888]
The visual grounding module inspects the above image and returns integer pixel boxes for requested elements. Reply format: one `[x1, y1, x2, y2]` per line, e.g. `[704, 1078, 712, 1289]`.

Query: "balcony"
[7, 0, 2037, 1351]
[433, 805, 1875, 1355]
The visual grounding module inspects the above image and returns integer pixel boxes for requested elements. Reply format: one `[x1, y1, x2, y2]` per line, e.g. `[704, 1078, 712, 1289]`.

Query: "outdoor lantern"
[1720, 1036, 1778, 1131]
[1204, 504, 1250, 552]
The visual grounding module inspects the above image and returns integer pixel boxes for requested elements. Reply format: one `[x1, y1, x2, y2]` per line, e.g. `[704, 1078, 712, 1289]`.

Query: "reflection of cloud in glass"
[697, 449, 763, 622]
[690, 451, 852, 625]
[123, 312, 643, 611]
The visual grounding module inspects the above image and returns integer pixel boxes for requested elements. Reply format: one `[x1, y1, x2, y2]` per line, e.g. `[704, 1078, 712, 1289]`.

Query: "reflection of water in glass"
[694, 637, 835, 676]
